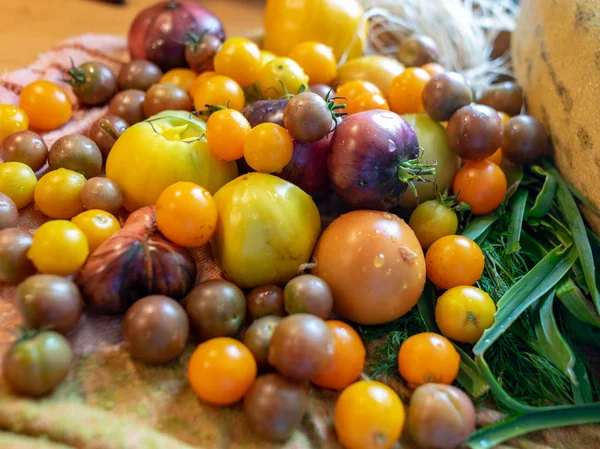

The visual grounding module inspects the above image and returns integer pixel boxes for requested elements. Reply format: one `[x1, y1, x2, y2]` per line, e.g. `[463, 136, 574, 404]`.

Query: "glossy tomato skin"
[425, 235, 485, 290]
[408, 200, 458, 249]
[19, 81, 72, 131]
[0, 105, 29, 143]
[313, 210, 426, 325]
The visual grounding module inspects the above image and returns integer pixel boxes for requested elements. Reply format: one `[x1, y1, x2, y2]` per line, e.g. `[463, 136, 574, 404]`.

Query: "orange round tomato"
[288, 41, 337, 85]
[155, 181, 218, 248]
[0, 105, 28, 143]
[422, 62, 445, 77]
[19, 80, 72, 131]
[206, 109, 251, 161]
[243, 123, 294, 173]
[398, 332, 460, 389]
[34, 168, 86, 219]
[345, 93, 390, 116]
[214, 37, 262, 88]
[425, 235, 485, 290]
[71, 209, 121, 252]
[336, 80, 381, 105]
[160, 68, 197, 93]
[453, 160, 507, 215]
[388, 68, 431, 115]
[435, 286, 496, 344]
[193, 75, 245, 113]
[187, 337, 257, 406]
[189, 71, 216, 98]
[334, 380, 404, 449]
[311, 320, 366, 390]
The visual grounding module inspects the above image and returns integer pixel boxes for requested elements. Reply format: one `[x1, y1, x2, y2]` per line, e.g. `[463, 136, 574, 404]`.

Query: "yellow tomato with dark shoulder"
[212, 173, 321, 289]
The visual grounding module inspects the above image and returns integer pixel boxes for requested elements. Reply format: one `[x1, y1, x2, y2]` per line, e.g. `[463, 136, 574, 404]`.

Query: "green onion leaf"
[556, 278, 600, 328]
[462, 215, 498, 242]
[507, 189, 528, 254]
[571, 346, 594, 404]
[527, 165, 557, 218]
[417, 281, 439, 333]
[504, 166, 524, 201]
[455, 345, 490, 398]
[564, 178, 600, 217]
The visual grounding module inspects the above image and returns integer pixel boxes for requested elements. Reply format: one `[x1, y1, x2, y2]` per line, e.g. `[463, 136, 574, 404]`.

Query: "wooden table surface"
[0, 0, 265, 71]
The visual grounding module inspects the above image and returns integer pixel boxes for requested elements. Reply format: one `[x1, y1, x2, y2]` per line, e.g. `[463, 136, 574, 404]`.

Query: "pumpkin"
[512, 0, 600, 232]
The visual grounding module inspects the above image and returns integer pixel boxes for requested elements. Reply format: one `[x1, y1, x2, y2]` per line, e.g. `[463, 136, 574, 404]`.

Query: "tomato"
[409, 200, 458, 249]
[0, 105, 28, 143]
[193, 75, 245, 113]
[334, 380, 404, 449]
[498, 111, 511, 124]
[422, 62, 445, 77]
[311, 320, 366, 390]
[336, 56, 404, 97]
[264, 0, 365, 61]
[19, 80, 72, 131]
[388, 68, 431, 115]
[398, 332, 460, 389]
[28, 220, 89, 275]
[189, 71, 216, 98]
[206, 109, 251, 161]
[212, 173, 321, 288]
[0, 162, 37, 209]
[187, 337, 257, 405]
[243, 123, 294, 173]
[336, 80, 381, 102]
[288, 41, 337, 85]
[436, 286, 496, 344]
[425, 235, 485, 290]
[313, 210, 426, 325]
[260, 50, 277, 68]
[34, 168, 86, 219]
[258, 57, 309, 99]
[345, 93, 389, 116]
[159, 68, 197, 93]
[71, 209, 120, 252]
[155, 181, 217, 247]
[453, 160, 507, 215]
[214, 37, 262, 88]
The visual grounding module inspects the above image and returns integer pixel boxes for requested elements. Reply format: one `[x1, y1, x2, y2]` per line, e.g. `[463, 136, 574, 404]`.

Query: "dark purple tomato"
[478, 82, 523, 117]
[446, 104, 503, 160]
[397, 35, 440, 67]
[243, 315, 282, 369]
[0, 228, 36, 284]
[109, 89, 146, 125]
[328, 110, 421, 210]
[243, 373, 309, 442]
[502, 115, 548, 165]
[117, 60, 163, 91]
[88, 115, 129, 159]
[143, 83, 192, 117]
[242, 99, 288, 128]
[247, 284, 286, 321]
[0, 130, 48, 172]
[422, 72, 473, 122]
[66, 62, 117, 106]
[283, 275, 333, 319]
[18, 274, 83, 335]
[185, 279, 246, 340]
[185, 33, 222, 73]
[48, 134, 103, 179]
[123, 295, 189, 364]
[283, 92, 333, 143]
[279, 134, 331, 197]
[80, 177, 124, 213]
[0, 193, 18, 230]
[268, 313, 334, 381]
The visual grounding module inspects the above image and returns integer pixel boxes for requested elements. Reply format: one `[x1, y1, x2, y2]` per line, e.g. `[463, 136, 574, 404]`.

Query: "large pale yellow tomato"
[263, 0, 365, 61]
[212, 173, 321, 288]
[106, 111, 238, 211]
[336, 56, 404, 97]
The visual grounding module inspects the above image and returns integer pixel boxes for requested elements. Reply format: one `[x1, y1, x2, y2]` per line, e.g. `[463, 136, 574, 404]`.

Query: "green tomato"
[408, 200, 458, 249]
[212, 173, 321, 288]
[399, 114, 460, 209]
[106, 111, 238, 211]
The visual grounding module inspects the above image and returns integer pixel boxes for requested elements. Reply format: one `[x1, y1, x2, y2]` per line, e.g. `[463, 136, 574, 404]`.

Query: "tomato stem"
[64, 59, 86, 87]
[397, 152, 437, 203]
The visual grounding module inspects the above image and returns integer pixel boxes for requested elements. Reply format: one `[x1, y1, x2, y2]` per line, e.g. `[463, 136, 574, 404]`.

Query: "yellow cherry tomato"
[160, 68, 197, 93]
[206, 109, 251, 161]
[214, 37, 262, 88]
[257, 57, 309, 99]
[408, 200, 459, 249]
[0, 105, 29, 143]
[388, 68, 431, 115]
[334, 380, 404, 449]
[71, 209, 120, 253]
[193, 75, 245, 113]
[189, 71, 216, 98]
[259, 50, 277, 67]
[28, 220, 89, 276]
[435, 286, 496, 344]
[288, 41, 337, 85]
[19, 81, 72, 131]
[155, 181, 218, 248]
[0, 161, 37, 209]
[243, 123, 294, 173]
[34, 168, 86, 219]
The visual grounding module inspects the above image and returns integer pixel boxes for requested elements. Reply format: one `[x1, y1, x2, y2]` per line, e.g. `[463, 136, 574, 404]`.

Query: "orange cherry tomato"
[425, 235, 485, 290]
[311, 320, 366, 390]
[336, 80, 381, 105]
[398, 332, 460, 389]
[71, 209, 121, 252]
[243, 123, 294, 173]
[334, 380, 404, 449]
[160, 68, 197, 93]
[422, 62, 445, 77]
[20, 80, 72, 131]
[388, 68, 431, 115]
[193, 75, 245, 113]
[155, 181, 218, 248]
[214, 37, 262, 88]
[288, 41, 337, 85]
[188, 337, 257, 406]
[189, 71, 216, 98]
[206, 109, 251, 161]
[345, 92, 389, 115]
[453, 160, 507, 215]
